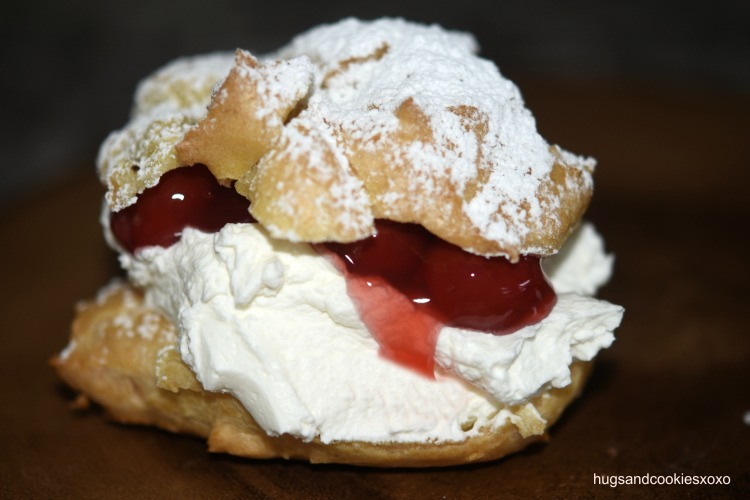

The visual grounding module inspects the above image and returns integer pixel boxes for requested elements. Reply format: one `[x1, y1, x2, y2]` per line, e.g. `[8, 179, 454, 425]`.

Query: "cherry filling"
[110, 164, 255, 253]
[318, 221, 556, 377]
[110, 166, 556, 378]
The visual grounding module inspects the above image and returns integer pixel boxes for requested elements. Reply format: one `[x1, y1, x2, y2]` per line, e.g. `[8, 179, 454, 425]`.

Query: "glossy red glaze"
[320, 221, 556, 377]
[110, 164, 254, 253]
[111, 167, 555, 378]
[423, 243, 557, 333]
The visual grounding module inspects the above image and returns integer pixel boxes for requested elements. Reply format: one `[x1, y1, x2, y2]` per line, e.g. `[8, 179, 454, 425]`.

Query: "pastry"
[53, 18, 623, 467]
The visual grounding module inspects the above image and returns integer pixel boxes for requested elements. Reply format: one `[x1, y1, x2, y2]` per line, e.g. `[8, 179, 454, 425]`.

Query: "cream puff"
[53, 18, 623, 467]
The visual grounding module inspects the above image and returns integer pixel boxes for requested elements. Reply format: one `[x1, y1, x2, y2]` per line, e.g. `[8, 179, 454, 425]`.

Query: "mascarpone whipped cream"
[117, 221, 622, 444]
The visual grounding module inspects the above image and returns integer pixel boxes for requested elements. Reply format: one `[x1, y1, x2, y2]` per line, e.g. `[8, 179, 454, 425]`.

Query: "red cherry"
[110, 164, 255, 253]
[319, 220, 557, 377]
[335, 271, 441, 378]
[111, 162, 558, 378]
[422, 241, 556, 333]
[324, 220, 428, 288]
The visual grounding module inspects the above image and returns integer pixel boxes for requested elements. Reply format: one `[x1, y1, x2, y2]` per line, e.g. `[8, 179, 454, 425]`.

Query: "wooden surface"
[1, 78, 748, 499]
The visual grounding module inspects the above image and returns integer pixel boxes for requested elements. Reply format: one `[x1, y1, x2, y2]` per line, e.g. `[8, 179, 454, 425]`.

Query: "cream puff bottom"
[53, 283, 592, 467]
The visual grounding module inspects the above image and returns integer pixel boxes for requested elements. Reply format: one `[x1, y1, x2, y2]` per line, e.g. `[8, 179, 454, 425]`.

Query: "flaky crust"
[53, 283, 592, 467]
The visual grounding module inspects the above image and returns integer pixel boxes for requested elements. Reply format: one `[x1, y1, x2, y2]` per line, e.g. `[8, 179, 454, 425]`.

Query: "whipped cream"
[118, 221, 622, 444]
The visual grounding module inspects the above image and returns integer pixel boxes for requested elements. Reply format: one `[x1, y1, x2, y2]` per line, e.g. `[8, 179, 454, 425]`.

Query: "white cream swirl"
[119, 222, 622, 444]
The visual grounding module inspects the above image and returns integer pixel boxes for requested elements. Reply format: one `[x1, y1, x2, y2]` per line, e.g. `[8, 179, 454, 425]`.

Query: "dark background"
[1, 0, 749, 211]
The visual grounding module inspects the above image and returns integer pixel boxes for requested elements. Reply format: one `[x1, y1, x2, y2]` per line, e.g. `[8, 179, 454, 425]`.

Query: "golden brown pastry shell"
[53, 284, 592, 467]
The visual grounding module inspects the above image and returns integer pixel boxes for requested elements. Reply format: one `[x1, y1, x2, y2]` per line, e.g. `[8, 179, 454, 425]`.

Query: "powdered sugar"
[98, 54, 233, 212]
[98, 18, 594, 255]
[274, 18, 593, 252]
[133, 53, 233, 117]
[231, 52, 313, 125]
[98, 110, 201, 210]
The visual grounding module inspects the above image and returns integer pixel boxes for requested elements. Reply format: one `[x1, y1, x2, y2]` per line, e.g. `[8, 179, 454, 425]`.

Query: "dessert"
[53, 18, 624, 467]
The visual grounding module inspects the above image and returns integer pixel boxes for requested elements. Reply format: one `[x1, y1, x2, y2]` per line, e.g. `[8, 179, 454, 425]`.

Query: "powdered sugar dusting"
[232, 52, 313, 125]
[98, 54, 233, 212]
[98, 18, 594, 255]
[274, 18, 593, 254]
[90, 281, 176, 342]
[133, 53, 233, 117]
[245, 110, 374, 242]
[98, 110, 201, 210]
